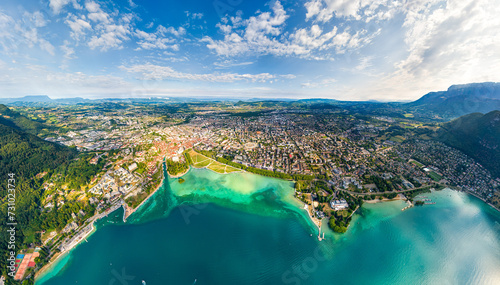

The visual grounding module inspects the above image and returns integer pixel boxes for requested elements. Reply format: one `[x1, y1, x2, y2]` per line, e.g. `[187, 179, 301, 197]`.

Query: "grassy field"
[410, 160, 424, 168]
[390, 135, 406, 143]
[428, 171, 443, 182]
[188, 150, 212, 167]
[187, 149, 241, 174]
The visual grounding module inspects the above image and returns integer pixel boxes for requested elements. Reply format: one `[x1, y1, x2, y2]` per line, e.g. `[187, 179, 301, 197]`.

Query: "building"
[128, 162, 138, 172]
[330, 199, 349, 211]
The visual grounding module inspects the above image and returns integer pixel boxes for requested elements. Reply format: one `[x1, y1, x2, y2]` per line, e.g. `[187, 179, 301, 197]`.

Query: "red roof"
[28, 262, 36, 267]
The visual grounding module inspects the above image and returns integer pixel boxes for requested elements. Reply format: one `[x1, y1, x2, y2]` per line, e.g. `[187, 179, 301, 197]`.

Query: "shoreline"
[301, 203, 324, 238]
[124, 165, 166, 221]
[35, 200, 123, 282]
[364, 194, 405, 204]
[34, 251, 68, 281]
[465, 190, 500, 212]
[35, 220, 97, 281]
[36, 165, 167, 282]
[167, 165, 191, 178]
[185, 164, 244, 177]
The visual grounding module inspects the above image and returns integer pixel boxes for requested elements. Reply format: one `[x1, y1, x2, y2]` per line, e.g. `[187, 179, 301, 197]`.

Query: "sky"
[0, 0, 499, 101]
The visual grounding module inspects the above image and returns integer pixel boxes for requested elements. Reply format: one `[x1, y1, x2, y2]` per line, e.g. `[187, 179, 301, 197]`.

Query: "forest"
[0, 121, 103, 280]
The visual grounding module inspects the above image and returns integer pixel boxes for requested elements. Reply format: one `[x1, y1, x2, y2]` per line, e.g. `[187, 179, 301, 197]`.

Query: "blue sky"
[0, 0, 499, 101]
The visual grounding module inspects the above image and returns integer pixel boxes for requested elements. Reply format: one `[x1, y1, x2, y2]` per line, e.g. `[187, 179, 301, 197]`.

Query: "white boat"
[142, 281, 146, 285]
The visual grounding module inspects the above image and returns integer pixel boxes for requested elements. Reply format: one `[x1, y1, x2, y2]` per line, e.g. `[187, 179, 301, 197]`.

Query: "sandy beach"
[364, 194, 405, 204]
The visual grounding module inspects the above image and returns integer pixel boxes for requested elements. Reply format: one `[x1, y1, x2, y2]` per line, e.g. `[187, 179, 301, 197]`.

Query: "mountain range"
[437, 110, 500, 178]
[407, 82, 500, 118]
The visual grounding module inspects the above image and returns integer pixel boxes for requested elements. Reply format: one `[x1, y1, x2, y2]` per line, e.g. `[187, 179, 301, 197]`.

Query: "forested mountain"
[437, 110, 500, 178]
[0, 104, 48, 134]
[0, 121, 77, 197]
[407, 82, 500, 118]
[0, 116, 104, 279]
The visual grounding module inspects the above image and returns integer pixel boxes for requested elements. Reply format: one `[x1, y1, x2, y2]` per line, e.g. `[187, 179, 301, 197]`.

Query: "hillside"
[408, 82, 500, 118]
[0, 121, 77, 197]
[0, 104, 48, 134]
[437, 110, 500, 178]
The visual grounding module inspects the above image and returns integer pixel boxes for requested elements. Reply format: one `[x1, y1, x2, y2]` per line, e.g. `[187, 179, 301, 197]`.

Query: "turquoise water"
[37, 168, 500, 285]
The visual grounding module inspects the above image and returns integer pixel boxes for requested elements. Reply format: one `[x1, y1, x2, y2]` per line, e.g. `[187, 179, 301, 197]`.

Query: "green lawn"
[428, 171, 443, 182]
[188, 149, 241, 174]
[390, 136, 405, 143]
[410, 160, 424, 168]
[188, 149, 212, 167]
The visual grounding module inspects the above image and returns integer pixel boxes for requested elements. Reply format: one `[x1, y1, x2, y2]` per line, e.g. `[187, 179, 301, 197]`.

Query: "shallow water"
[37, 169, 500, 285]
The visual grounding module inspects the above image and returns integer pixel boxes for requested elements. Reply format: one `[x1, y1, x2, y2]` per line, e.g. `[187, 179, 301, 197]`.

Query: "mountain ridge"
[408, 82, 500, 118]
[437, 110, 500, 178]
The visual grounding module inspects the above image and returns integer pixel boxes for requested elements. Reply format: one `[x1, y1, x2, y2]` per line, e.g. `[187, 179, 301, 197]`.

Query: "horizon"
[1, 0, 499, 101]
[0, 93, 413, 103]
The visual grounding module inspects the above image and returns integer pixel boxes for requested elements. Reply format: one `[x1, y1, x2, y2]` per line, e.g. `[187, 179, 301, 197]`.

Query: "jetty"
[402, 200, 414, 211]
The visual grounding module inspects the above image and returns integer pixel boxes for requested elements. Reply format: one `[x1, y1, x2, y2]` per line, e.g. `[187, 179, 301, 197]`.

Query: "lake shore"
[364, 194, 405, 204]
[465, 190, 500, 212]
[36, 166, 166, 282]
[35, 221, 96, 281]
[124, 169, 165, 220]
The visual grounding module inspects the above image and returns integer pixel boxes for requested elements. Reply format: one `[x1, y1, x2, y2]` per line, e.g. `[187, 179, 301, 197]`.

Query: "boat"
[142, 281, 146, 285]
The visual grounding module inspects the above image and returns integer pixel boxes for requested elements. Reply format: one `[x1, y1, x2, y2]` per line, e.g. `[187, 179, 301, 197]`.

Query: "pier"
[402, 201, 414, 211]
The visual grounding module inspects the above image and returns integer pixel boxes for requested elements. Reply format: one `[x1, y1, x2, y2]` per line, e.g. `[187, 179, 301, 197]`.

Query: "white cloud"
[0, 11, 56, 56]
[203, 1, 303, 57]
[49, 0, 71, 14]
[39, 39, 55, 55]
[57, 1, 136, 51]
[304, 0, 404, 23]
[291, 25, 338, 50]
[185, 11, 204, 20]
[337, 0, 500, 101]
[120, 63, 277, 83]
[157, 25, 186, 37]
[213, 60, 255, 68]
[65, 15, 92, 40]
[355, 55, 373, 71]
[85, 1, 101, 13]
[0, 12, 15, 46]
[134, 25, 185, 51]
[88, 23, 130, 51]
[88, 11, 109, 23]
[24, 11, 49, 27]
[85, 1, 110, 23]
[60, 40, 75, 59]
[128, 0, 137, 8]
[49, 0, 81, 14]
[0, 62, 134, 98]
[301, 77, 336, 88]
[204, 1, 372, 59]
